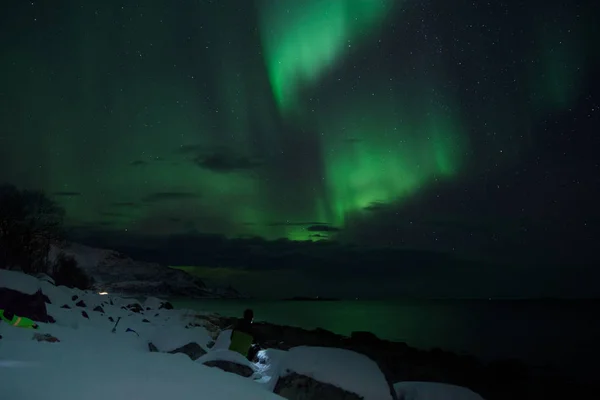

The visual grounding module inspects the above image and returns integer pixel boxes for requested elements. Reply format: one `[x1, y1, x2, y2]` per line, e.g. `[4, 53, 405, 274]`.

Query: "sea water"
[172, 298, 599, 380]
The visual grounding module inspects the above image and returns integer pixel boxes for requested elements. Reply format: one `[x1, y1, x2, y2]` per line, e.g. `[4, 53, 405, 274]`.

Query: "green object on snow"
[0, 309, 39, 329]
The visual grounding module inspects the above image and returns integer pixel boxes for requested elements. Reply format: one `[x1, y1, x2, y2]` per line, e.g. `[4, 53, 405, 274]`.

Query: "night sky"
[1, 1, 598, 298]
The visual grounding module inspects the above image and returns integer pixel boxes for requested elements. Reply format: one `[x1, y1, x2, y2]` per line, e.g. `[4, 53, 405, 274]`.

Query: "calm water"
[172, 299, 599, 379]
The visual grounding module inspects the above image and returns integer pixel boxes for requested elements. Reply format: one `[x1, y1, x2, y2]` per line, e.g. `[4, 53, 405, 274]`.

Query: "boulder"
[203, 360, 254, 378]
[147, 341, 207, 361]
[0, 287, 53, 323]
[274, 372, 363, 400]
[168, 342, 207, 360]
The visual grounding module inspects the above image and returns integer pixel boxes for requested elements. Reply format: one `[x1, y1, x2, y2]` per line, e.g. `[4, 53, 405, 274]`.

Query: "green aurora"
[0, 0, 594, 244]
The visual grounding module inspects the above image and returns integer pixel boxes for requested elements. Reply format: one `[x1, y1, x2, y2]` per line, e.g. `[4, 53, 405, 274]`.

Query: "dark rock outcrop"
[0, 288, 53, 323]
[203, 316, 596, 400]
[168, 342, 207, 360]
[93, 306, 104, 313]
[81, 311, 89, 319]
[148, 341, 206, 361]
[125, 303, 143, 313]
[75, 300, 87, 308]
[274, 372, 362, 400]
[203, 360, 254, 378]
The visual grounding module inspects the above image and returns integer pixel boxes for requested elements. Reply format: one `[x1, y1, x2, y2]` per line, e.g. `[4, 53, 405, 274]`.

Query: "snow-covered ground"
[0, 269, 485, 399]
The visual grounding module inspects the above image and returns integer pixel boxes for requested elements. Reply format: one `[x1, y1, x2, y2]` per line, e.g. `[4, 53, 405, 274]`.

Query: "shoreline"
[196, 312, 597, 400]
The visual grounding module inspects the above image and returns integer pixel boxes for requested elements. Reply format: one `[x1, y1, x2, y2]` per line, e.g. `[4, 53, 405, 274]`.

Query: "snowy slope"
[1, 269, 485, 400]
[49, 243, 223, 298]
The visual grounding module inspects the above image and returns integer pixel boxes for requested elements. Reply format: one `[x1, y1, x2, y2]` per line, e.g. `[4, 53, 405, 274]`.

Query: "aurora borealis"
[1, 0, 598, 297]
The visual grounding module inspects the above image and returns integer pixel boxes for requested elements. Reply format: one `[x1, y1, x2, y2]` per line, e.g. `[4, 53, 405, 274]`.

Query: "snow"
[394, 382, 486, 400]
[1, 270, 403, 400]
[0, 268, 41, 294]
[280, 346, 394, 400]
[1, 271, 281, 400]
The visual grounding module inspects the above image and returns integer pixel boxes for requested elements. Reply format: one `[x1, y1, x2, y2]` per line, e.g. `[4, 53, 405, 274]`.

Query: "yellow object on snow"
[228, 330, 253, 357]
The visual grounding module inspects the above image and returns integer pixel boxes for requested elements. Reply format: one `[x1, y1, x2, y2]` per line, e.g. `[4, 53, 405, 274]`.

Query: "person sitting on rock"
[228, 308, 260, 361]
[0, 309, 39, 329]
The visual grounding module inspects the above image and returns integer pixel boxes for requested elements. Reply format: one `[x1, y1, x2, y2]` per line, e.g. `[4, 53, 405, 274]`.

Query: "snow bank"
[0, 270, 282, 400]
[1, 270, 400, 400]
[280, 346, 394, 400]
[0, 268, 41, 294]
[394, 382, 486, 400]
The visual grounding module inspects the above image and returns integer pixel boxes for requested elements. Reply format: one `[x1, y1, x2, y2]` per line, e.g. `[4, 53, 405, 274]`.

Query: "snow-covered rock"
[276, 346, 395, 400]
[393, 382, 486, 400]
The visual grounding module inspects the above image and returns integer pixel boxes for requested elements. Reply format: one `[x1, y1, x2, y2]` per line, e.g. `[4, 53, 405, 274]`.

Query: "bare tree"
[0, 184, 64, 273]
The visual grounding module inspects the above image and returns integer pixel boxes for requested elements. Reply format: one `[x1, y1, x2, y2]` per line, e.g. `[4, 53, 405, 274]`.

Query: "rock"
[126, 303, 143, 313]
[274, 372, 362, 400]
[350, 330, 380, 344]
[32, 333, 60, 343]
[159, 301, 174, 310]
[167, 342, 207, 361]
[108, 316, 114, 322]
[0, 288, 53, 323]
[71, 295, 78, 301]
[93, 306, 104, 313]
[203, 360, 254, 378]
[142, 318, 150, 323]
[60, 304, 71, 309]
[75, 300, 86, 308]
[35, 273, 55, 286]
[81, 311, 89, 319]
[148, 343, 159, 352]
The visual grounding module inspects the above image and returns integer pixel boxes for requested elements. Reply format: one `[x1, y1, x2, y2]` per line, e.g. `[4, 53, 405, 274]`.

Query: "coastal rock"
[167, 342, 207, 360]
[203, 360, 254, 377]
[274, 372, 363, 400]
[148, 341, 207, 361]
[0, 287, 53, 323]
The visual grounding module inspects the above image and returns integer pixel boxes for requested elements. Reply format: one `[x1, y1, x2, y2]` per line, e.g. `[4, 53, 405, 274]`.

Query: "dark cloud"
[142, 192, 201, 203]
[110, 202, 139, 208]
[267, 221, 326, 227]
[363, 201, 387, 212]
[175, 144, 204, 154]
[52, 191, 81, 197]
[194, 152, 262, 173]
[130, 160, 147, 166]
[307, 224, 341, 232]
[99, 212, 126, 218]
